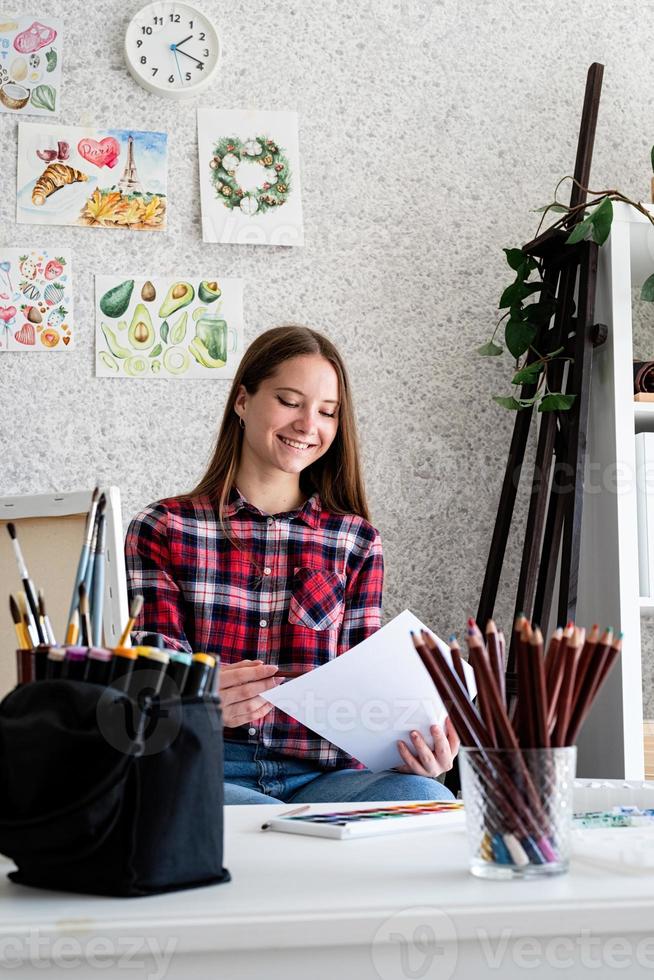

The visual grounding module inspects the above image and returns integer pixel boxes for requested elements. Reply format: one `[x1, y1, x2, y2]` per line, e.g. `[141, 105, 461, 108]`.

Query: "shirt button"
[260, 619, 268, 627]
[267, 517, 274, 526]
[263, 566, 272, 575]
[248, 727, 257, 736]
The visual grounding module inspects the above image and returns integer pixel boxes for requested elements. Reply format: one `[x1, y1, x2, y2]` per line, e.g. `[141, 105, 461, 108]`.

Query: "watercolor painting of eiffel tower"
[118, 135, 142, 195]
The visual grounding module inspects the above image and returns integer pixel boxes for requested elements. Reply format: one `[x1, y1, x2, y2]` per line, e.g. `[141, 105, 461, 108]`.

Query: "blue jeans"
[223, 741, 455, 805]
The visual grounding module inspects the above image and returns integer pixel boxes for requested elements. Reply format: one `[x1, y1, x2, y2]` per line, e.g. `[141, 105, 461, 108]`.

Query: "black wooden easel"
[476, 62, 608, 692]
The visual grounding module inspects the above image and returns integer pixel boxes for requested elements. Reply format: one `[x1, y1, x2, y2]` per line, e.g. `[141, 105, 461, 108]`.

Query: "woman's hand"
[395, 716, 460, 778]
[219, 660, 280, 728]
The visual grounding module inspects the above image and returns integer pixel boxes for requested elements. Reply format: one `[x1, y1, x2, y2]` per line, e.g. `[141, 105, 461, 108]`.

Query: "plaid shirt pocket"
[288, 567, 346, 631]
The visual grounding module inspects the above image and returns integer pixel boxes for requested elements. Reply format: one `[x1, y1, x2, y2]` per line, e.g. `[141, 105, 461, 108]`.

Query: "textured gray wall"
[1, 1, 652, 704]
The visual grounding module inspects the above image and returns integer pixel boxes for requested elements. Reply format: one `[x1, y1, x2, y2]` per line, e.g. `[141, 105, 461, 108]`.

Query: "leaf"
[503, 248, 526, 271]
[499, 280, 526, 309]
[139, 195, 165, 225]
[505, 318, 537, 359]
[528, 298, 557, 325]
[477, 340, 503, 356]
[522, 282, 547, 296]
[590, 196, 613, 245]
[115, 199, 142, 226]
[642, 273, 654, 301]
[493, 396, 523, 410]
[565, 217, 593, 245]
[81, 189, 127, 225]
[532, 203, 568, 214]
[538, 393, 577, 412]
[512, 361, 544, 385]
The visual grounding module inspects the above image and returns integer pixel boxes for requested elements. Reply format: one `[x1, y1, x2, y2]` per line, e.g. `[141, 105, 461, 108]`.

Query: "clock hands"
[175, 46, 204, 68]
[175, 35, 193, 49]
[170, 44, 184, 84]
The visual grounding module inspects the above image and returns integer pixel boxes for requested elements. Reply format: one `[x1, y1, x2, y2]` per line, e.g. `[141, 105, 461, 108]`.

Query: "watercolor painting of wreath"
[209, 135, 291, 216]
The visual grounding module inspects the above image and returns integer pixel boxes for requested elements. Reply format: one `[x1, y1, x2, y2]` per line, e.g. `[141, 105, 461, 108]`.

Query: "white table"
[2, 802, 654, 979]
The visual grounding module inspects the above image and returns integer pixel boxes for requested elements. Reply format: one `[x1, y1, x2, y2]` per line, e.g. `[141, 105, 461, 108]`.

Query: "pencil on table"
[118, 594, 144, 648]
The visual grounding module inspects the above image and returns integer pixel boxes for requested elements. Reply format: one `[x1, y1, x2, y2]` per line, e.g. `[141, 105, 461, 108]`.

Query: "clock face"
[124, 1, 220, 99]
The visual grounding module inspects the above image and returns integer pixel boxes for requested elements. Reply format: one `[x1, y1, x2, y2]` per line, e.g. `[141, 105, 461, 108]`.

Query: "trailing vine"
[480, 164, 654, 412]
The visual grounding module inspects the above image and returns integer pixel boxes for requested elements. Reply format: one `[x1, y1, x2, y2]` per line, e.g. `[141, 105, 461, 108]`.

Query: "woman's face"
[235, 354, 340, 478]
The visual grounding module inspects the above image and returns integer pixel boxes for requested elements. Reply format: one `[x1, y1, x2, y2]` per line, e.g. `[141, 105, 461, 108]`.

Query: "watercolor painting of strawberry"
[18, 255, 38, 281]
[46, 305, 67, 330]
[44, 257, 65, 280]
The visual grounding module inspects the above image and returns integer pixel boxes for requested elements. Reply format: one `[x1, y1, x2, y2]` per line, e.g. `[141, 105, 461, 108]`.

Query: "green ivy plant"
[480, 156, 654, 412]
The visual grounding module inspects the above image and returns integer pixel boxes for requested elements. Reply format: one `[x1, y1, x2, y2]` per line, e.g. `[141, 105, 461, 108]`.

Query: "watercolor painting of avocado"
[0, 247, 73, 351]
[17, 122, 168, 230]
[0, 16, 63, 117]
[197, 108, 304, 247]
[94, 275, 243, 379]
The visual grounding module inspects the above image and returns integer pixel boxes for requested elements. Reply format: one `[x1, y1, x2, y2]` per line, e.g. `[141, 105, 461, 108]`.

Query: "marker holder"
[0, 677, 231, 897]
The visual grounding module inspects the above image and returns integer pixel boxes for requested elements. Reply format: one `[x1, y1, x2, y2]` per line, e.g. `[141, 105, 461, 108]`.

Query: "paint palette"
[263, 801, 465, 840]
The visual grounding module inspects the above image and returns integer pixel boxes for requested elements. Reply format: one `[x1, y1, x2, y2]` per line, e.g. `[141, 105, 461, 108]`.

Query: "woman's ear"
[234, 385, 247, 421]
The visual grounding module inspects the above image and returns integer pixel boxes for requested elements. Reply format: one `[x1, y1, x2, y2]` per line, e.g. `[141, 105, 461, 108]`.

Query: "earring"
[239, 417, 245, 430]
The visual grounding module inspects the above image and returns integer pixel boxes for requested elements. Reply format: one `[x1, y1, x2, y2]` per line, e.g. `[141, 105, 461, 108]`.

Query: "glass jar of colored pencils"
[459, 746, 577, 879]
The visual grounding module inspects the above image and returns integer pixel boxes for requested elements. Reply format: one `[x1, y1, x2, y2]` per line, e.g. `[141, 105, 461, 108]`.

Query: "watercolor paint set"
[262, 801, 465, 840]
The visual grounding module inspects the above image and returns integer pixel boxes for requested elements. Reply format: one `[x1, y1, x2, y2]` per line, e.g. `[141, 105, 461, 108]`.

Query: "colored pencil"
[411, 613, 621, 872]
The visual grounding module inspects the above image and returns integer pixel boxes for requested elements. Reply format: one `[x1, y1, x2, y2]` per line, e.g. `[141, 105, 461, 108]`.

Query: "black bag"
[0, 679, 230, 897]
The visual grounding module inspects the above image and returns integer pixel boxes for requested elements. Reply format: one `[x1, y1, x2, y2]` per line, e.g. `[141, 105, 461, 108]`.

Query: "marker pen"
[85, 647, 113, 685]
[165, 650, 192, 695]
[127, 646, 170, 698]
[183, 653, 216, 697]
[46, 646, 66, 680]
[63, 646, 88, 681]
[108, 646, 138, 685]
[32, 644, 51, 681]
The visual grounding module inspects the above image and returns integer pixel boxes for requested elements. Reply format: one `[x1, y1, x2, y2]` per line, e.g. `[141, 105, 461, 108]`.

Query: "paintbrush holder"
[459, 746, 576, 879]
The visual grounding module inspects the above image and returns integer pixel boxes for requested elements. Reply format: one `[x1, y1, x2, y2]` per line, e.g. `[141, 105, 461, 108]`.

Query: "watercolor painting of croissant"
[16, 123, 168, 231]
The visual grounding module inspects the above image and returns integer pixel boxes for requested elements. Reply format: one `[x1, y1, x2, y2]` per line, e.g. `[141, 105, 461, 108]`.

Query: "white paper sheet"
[262, 609, 476, 772]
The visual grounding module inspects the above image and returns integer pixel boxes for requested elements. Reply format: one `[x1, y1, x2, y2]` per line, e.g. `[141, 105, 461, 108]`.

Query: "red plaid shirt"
[125, 489, 384, 769]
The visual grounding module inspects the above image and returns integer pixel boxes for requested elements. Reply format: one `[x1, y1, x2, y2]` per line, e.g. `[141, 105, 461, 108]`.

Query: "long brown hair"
[183, 325, 371, 524]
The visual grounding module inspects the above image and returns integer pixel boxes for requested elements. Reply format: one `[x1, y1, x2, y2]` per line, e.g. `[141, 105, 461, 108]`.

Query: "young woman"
[125, 325, 458, 804]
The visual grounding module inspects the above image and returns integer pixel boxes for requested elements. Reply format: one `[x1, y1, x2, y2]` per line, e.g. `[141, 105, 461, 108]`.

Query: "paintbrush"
[6, 522, 46, 644]
[78, 582, 92, 647]
[91, 512, 106, 646]
[9, 595, 30, 649]
[38, 590, 56, 645]
[66, 486, 99, 626]
[118, 594, 144, 647]
[82, 492, 105, 613]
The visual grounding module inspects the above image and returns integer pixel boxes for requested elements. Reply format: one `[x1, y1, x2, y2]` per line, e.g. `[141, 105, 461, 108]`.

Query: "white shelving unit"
[575, 201, 654, 778]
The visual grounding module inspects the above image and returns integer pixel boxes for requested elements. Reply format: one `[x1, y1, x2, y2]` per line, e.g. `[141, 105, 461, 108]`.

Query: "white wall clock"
[124, 2, 220, 100]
